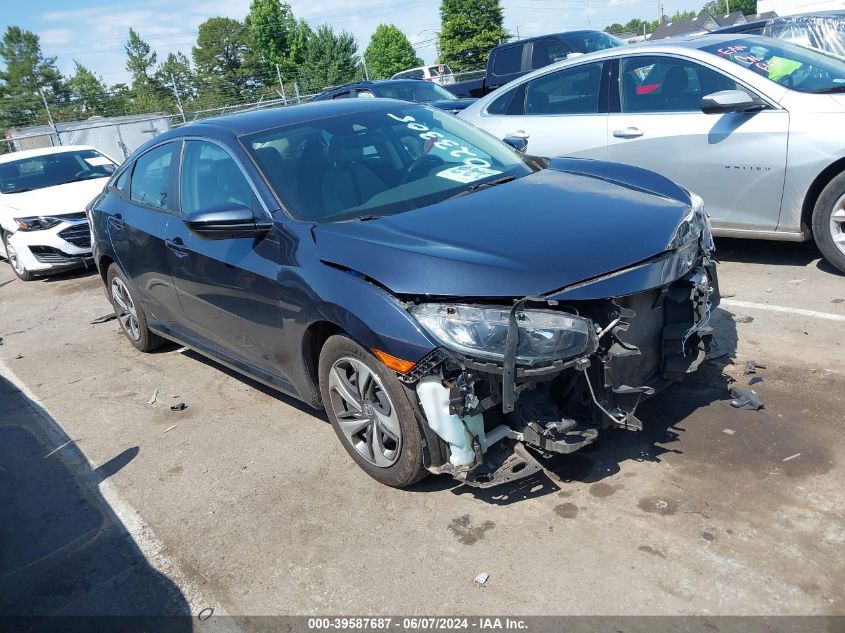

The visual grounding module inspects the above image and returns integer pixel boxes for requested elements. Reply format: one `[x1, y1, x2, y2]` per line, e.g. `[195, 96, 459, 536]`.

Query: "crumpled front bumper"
[408, 254, 719, 488]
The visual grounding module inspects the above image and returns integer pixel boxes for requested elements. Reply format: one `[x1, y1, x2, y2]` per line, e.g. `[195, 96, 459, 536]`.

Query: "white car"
[0, 145, 117, 281]
[392, 64, 456, 85]
[459, 34, 845, 273]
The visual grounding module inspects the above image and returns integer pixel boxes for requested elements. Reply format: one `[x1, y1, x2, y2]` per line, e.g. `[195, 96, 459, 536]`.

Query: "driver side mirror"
[701, 90, 765, 115]
[503, 135, 529, 153]
[183, 204, 272, 240]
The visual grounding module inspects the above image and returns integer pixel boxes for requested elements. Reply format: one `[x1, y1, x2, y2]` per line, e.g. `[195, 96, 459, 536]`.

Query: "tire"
[2, 231, 35, 281]
[318, 335, 427, 488]
[812, 171, 845, 274]
[106, 263, 164, 352]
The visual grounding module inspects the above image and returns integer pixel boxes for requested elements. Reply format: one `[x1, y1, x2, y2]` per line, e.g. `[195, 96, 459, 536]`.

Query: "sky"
[2, 0, 707, 84]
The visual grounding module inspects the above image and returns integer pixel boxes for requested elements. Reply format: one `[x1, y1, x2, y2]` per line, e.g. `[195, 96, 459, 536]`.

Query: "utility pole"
[725, 0, 730, 13]
[38, 86, 60, 146]
[170, 74, 187, 125]
[586, 0, 591, 28]
[275, 64, 287, 105]
[294, 82, 301, 104]
[363, 58, 370, 81]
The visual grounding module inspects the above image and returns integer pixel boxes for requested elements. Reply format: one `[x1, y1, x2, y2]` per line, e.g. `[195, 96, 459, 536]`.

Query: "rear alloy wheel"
[318, 335, 427, 488]
[2, 232, 34, 281]
[106, 263, 164, 352]
[812, 171, 845, 274]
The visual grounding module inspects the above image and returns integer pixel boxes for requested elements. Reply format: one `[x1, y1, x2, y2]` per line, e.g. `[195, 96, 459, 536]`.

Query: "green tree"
[193, 17, 263, 104]
[68, 61, 111, 115]
[299, 25, 359, 92]
[125, 28, 157, 85]
[288, 19, 313, 70]
[248, 0, 296, 73]
[155, 51, 196, 103]
[364, 24, 422, 79]
[0, 26, 67, 128]
[605, 23, 625, 34]
[700, 0, 756, 16]
[438, 0, 508, 72]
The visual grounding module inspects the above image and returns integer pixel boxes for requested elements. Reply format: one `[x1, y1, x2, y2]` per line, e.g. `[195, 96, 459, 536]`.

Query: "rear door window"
[524, 61, 605, 115]
[129, 143, 175, 210]
[492, 45, 523, 76]
[531, 39, 570, 69]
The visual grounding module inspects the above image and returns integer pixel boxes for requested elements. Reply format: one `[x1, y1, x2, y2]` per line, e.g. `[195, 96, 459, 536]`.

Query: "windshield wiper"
[4, 187, 35, 194]
[810, 86, 845, 94]
[444, 175, 517, 201]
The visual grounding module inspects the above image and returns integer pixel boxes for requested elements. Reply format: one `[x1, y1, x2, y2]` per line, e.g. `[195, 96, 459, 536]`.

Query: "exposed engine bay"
[402, 258, 718, 488]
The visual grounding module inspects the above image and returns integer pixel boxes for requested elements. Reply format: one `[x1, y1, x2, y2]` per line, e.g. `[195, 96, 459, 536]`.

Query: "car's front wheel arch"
[802, 157, 845, 235]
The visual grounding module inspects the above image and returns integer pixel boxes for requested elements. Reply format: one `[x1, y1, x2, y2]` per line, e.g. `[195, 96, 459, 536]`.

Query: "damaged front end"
[402, 197, 718, 488]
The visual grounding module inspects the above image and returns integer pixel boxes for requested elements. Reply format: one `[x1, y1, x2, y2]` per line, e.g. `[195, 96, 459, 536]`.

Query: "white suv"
[0, 145, 117, 281]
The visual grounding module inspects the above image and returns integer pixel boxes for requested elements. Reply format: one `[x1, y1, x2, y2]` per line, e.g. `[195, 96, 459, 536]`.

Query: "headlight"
[14, 216, 63, 231]
[668, 191, 714, 254]
[411, 303, 595, 364]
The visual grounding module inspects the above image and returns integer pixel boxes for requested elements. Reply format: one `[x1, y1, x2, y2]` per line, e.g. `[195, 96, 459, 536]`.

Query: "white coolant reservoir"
[416, 376, 485, 467]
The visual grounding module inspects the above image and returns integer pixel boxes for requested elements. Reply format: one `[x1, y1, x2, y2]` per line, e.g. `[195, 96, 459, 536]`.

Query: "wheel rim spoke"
[327, 356, 402, 469]
[831, 196, 845, 256]
[111, 279, 140, 341]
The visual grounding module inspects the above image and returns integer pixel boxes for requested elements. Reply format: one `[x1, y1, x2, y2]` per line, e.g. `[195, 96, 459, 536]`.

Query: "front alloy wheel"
[328, 357, 403, 467]
[812, 171, 845, 274]
[3, 233, 34, 281]
[318, 335, 427, 488]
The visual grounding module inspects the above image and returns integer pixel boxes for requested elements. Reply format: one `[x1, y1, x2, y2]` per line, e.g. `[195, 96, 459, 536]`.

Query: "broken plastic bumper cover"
[407, 257, 718, 488]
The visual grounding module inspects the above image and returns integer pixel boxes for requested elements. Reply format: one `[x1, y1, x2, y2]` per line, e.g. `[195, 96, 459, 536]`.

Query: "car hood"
[0, 178, 109, 215]
[313, 159, 694, 298]
[429, 98, 476, 112]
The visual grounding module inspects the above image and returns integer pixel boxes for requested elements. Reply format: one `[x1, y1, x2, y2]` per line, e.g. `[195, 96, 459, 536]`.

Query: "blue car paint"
[314, 159, 693, 298]
[91, 100, 696, 410]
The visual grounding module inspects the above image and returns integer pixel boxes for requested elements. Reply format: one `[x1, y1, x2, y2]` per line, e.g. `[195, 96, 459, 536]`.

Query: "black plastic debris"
[736, 316, 754, 324]
[730, 387, 763, 410]
[743, 360, 766, 375]
[170, 402, 187, 412]
[748, 376, 764, 385]
[90, 313, 118, 324]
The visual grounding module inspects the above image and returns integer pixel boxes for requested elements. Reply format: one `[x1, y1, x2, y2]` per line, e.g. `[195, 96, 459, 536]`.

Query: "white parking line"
[721, 299, 845, 322]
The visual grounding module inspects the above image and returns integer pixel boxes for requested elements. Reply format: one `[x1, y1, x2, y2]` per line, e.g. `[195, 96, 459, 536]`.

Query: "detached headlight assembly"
[668, 191, 714, 254]
[14, 216, 63, 232]
[411, 303, 595, 364]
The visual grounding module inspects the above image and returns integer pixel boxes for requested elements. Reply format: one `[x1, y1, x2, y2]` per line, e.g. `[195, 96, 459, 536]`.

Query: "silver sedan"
[459, 34, 845, 273]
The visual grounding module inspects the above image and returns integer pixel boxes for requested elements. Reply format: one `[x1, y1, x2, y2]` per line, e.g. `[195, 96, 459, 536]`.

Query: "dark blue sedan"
[311, 79, 477, 114]
[89, 100, 718, 488]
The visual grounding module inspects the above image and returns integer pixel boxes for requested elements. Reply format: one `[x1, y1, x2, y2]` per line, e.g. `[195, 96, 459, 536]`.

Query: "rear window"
[565, 31, 622, 54]
[531, 39, 570, 69]
[701, 38, 845, 93]
[492, 45, 523, 76]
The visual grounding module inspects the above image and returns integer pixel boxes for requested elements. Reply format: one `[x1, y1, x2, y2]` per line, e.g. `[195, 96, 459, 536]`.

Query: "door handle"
[613, 127, 644, 139]
[165, 237, 189, 258]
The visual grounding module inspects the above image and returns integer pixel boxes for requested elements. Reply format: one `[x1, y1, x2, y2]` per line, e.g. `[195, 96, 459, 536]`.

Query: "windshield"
[0, 149, 116, 194]
[244, 103, 536, 222]
[377, 82, 457, 102]
[701, 38, 845, 93]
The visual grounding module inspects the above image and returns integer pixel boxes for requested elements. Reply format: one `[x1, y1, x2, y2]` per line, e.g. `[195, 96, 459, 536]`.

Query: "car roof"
[161, 99, 422, 137]
[0, 144, 99, 164]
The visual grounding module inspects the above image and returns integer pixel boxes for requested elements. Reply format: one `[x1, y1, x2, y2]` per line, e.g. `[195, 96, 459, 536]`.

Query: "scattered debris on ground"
[743, 360, 766, 375]
[748, 376, 764, 385]
[736, 316, 754, 323]
[783, 453, 801, 462]
[722, 428, 735, 436]
[474, 572, 489, 586]
[170, 402, 187, 412]
[730, 387, 764, 410]
[14, 353, 23, 359]
[90, 313, 118, 325]
[164, 425, 176, 433]
[146, 388, 159, 405]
